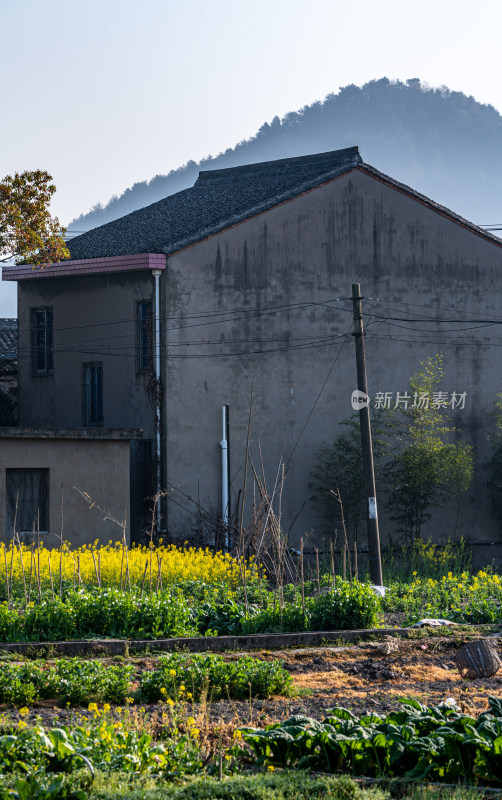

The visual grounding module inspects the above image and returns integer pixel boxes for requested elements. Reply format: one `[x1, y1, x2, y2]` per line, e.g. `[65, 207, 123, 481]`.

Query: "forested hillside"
[69, 78, 502, 231]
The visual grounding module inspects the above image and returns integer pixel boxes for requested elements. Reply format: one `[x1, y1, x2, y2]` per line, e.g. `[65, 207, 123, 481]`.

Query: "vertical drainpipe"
[152, 269, 162, 533]
[220, 404, 229, 550]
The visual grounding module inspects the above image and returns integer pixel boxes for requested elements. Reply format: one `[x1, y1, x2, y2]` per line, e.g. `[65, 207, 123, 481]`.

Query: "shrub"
[138, 653, 292, 703]
[240, 601, 307, 635]
[308, 581, 381, 631]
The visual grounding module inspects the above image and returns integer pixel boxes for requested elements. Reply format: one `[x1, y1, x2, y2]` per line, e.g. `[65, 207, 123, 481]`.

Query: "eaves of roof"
[2, 148, 501, 281]
[359, 164, 502, 249]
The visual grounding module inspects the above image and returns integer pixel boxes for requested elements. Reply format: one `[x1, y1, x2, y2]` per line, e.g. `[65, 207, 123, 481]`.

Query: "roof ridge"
[166, 162, 358, 254]
[196, 146, 362, 183]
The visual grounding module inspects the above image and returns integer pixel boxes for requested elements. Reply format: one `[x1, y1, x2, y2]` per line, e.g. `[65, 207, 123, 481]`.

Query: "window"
[30, 307, 53, 375]
[6, 468, 49, 535]
[136, 300, 153, 373]
[82, 362, 103, 426]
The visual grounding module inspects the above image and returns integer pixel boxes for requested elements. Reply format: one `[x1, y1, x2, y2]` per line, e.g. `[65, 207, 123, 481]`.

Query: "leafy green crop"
[0, 660, 133, 706]
[139, 653, 292, 703]
[0, 577, 384, 643]
[382, 570, 502, 624]
[238, 696, 502, 786]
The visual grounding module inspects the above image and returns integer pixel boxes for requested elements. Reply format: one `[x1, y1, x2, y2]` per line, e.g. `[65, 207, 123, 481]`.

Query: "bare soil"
[3, 633, 502, 732]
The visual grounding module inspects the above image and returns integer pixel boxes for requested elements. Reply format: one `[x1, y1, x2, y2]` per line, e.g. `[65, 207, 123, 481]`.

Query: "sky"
[2, 0, 502, 315]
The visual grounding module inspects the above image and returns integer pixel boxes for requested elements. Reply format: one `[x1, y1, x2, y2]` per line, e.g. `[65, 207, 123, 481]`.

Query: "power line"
[285, 336, 350, 471]
[11, 296, 354, 336]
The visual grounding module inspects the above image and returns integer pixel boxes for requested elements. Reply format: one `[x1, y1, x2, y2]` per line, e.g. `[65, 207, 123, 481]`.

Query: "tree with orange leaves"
[0, 170, 70, 266]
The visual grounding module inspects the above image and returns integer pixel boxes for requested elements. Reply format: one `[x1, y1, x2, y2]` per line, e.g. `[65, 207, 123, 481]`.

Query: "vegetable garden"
[0, 540, 501, 798]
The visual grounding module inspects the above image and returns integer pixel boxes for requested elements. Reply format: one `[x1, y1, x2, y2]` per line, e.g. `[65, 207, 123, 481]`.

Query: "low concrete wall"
[0, 625, 496, 657]
[0, 433, 134, 547]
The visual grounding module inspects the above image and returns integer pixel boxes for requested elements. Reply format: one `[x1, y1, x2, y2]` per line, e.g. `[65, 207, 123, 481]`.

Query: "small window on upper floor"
[136, 300, 153, 373]
[82, 362, 103, 427]
[30, 307, 53, 375]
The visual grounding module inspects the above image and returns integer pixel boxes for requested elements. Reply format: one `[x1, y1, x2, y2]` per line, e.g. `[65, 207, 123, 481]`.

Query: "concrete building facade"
[0, 428, 140, 546]
[3, 147, 502, 560]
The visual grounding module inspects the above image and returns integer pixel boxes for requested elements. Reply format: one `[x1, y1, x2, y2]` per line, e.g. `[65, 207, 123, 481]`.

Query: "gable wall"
[164, 169, 502, 558]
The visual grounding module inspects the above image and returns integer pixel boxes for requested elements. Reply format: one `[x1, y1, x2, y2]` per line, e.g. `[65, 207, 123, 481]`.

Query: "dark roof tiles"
[68, 148, 362, 260]
[67, 145, 502, 261]
[0, 318, 17, 363]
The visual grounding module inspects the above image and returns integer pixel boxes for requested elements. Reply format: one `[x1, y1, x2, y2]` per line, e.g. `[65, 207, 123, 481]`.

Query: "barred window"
[30, 307, 53, 375]
[136, 300, 153, 373]
[82, 362, 103, 427]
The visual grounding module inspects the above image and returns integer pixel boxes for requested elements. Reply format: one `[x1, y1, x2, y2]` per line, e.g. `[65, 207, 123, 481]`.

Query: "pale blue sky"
[1, 0, 502, 314]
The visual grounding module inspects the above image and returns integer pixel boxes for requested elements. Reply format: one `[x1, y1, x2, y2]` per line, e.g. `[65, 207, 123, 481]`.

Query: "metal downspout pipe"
[220, 404, 229, 550]
[152, 269, 162, 532]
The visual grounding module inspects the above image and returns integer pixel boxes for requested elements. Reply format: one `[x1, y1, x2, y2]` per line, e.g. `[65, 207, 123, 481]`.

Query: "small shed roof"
[0, 319, 17, 362]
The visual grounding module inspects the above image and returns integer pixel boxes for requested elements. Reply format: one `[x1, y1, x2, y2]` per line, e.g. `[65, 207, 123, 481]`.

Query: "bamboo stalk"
[3, 546, 10, 608]
[139, 561, 148, 599]
[330, 540, 335, 590]
[119, 546, 124, 591]
[91, 550, 101, 588]
[300, 537, 305, 620]
[156, 555, 162, 592]
[37, 512, 41, 600]
[238, 379, 254, 553]
[315, 547, 320, 594]
[123, 511, 131, 592]
[27, 545, 34, 607]
[353, 541, 358, 581]
[343, 545, 347, 581]
[59, 483, 64, 598]
[9, 493, 19, 594]
[16, 534, 28, 606]
[48, 554, 55, 600]
[30, 520, 36, 602]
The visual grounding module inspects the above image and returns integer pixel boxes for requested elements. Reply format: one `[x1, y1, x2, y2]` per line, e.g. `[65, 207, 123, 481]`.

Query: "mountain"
[68, 78, 502, 232]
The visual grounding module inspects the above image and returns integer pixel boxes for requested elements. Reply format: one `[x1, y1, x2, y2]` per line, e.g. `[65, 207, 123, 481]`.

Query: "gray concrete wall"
[164, 169, 502, 561]
[12, 170, 502, 562]
[0, 437, 131, 547]
[17, 272, 156, 436]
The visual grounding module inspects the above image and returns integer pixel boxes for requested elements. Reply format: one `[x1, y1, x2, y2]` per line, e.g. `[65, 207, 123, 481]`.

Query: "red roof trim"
[2, 253, 166, 281]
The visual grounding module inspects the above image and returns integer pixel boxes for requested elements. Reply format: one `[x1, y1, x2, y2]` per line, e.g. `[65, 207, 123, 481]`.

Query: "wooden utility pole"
[351, 283, 383, 586]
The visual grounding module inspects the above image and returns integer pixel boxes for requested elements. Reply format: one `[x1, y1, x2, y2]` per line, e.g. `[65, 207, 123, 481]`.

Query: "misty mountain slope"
[69, 78, 502, 232]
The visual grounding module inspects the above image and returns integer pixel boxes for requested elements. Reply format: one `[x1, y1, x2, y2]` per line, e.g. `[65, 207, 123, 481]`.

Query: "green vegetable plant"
[0, 660, 133, 707]
[238, 696, 502, 786]
[138, 653, 292, 703]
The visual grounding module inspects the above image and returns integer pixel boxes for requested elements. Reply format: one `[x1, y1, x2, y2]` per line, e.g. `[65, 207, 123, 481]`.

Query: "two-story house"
[3, 146, 502, 560]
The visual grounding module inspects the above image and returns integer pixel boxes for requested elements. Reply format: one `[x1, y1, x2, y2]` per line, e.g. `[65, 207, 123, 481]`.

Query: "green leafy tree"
[383, 354, 473, 541]
[0, 170, 69, 265]
[488, 393, 502, 524]
[310, 412, 390, 544]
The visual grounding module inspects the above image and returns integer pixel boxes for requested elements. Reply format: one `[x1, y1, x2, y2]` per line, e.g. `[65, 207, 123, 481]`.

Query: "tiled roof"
[67, 147, 363, 260]
[0, 319, 17, 361]
[60, 145, 501, 261]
